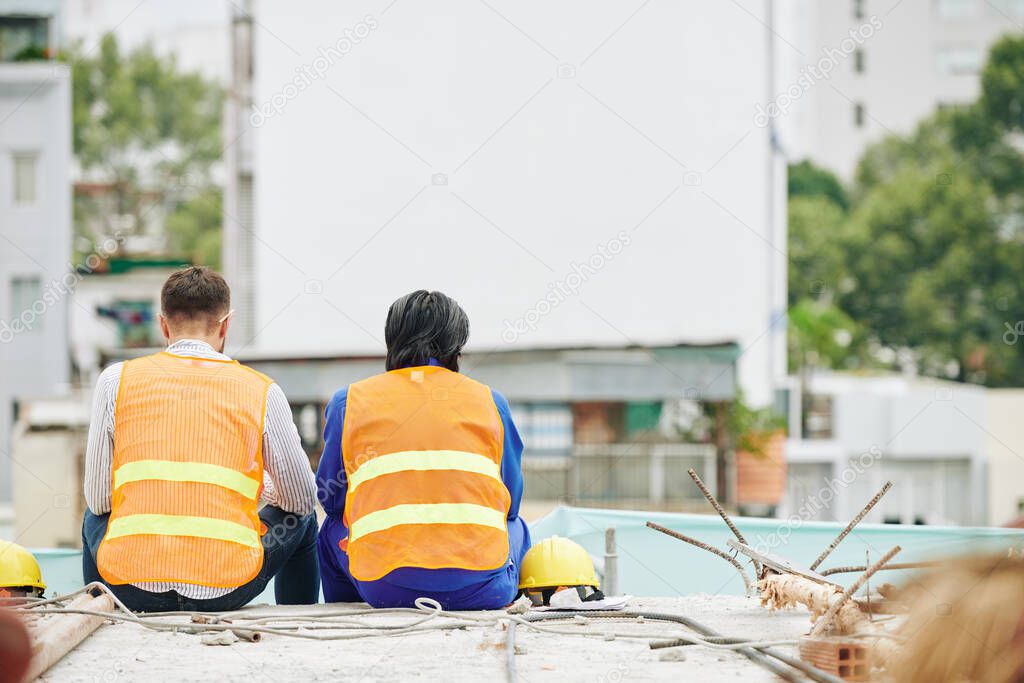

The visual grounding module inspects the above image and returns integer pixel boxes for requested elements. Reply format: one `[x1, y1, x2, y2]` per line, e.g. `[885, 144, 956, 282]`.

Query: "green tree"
[788, 160, 850, 211]
[787, 194, 849, 307]
[978, 34, 1024, 132]
[67, 34, 223, 258]
[840, 155, 1023, 384]
[165, 189, 223, 270]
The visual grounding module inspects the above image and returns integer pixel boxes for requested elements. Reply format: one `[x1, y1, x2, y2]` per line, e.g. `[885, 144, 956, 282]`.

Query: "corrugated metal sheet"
[241, 344, 738, 404]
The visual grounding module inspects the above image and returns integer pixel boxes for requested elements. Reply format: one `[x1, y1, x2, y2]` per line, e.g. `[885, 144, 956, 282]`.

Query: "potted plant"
[727, 394, 787, 516]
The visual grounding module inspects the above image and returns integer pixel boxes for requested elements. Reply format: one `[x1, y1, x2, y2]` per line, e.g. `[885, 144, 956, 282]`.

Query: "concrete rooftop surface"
[44, 596, 818, 682]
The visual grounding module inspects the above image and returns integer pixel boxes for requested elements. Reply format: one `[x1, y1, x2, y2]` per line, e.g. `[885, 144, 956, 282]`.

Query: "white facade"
[0, 0, 72, 501]
[228, 0, 788, 406]
[778, 0, 1024, 178]
[984, 389, 1024, 526]
[784, 372, 1024, 527]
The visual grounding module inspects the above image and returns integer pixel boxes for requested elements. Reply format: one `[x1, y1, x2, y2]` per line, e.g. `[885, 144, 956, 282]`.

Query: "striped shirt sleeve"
[83, 362, 123, 515]
[262, 383, 318, 515]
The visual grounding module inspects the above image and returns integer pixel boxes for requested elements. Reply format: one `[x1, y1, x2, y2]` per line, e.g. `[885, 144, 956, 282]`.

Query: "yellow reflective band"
[114, 460, 260, 500]
[349, 503, 506, 542]
[105, 514, 261, 548]
[348, 450, 500, 493]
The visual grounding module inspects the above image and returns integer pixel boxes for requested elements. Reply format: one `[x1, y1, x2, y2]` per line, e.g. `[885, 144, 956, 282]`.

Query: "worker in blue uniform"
[316, 290, 531, 609]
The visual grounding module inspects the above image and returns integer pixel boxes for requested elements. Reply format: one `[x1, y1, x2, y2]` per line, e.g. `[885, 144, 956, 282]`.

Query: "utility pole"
[223, 0, 257, 348]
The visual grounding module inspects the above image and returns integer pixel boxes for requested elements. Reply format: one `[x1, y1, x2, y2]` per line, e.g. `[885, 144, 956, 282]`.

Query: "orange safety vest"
[96, 351, 271, 587]
[341, 365, 511, 581]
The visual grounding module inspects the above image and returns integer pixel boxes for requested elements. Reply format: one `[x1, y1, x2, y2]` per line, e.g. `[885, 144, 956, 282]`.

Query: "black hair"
[385, 290, 469, 372]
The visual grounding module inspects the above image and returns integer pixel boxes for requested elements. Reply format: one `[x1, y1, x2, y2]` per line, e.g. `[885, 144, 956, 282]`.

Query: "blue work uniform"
[316, 360, 531, 609]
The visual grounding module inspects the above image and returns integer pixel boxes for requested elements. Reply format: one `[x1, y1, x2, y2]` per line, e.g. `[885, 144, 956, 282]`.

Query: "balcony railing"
[523, 442, 718, 511]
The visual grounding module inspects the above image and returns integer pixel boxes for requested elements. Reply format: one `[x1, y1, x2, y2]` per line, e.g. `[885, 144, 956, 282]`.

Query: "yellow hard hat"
[0, 540, 45, 591]
[518, 536, 599, 590]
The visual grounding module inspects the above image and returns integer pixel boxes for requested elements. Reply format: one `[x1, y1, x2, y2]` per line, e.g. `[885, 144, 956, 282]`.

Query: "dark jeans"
[82, 506, 320, 612]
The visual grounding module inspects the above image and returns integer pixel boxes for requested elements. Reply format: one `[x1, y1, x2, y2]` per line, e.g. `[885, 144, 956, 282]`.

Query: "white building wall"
[784, 374, 990, 526]
[984, 389, 1024, 526]
[783, 0, 1024, 178]
[0, 56, 72, 500]
[239, 0, 786, 406]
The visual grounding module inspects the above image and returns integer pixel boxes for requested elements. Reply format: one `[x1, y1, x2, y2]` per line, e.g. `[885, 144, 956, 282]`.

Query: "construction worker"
[81, 266, 319, 612]
[317, 290, 532, 609]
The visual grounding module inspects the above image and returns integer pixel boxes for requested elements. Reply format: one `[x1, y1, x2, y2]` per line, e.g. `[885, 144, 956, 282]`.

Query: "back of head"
[385, 290, 469, 372]
[161, 266, 231, 335]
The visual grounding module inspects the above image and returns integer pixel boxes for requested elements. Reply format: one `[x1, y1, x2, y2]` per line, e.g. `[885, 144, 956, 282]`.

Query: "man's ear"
[218, 315, 231, 340]
[158, 314, 170, 342]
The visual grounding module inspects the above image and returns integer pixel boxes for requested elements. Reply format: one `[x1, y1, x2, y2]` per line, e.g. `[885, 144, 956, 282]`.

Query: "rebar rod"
[646, 522, 753, 595]
[687, 468, 762, 578]
[505, 620, 518, 683]
[819, 560, 940, 577]
[809, 481, 893, 571]
[528, 611, 802, 683]
[811, 545, 901, 637]
[650, 636, 846, 683]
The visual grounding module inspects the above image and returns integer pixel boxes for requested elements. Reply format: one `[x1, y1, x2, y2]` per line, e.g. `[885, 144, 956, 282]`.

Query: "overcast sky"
[64, 0, 231, 81]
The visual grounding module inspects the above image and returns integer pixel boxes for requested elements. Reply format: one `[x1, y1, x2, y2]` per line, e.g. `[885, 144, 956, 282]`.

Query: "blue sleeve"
[492, 389, 525, 521]
[316, 388, 348, 516]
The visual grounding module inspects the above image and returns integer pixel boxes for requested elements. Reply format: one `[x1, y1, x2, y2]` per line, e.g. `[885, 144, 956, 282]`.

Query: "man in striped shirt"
[81, 267, 319, 611]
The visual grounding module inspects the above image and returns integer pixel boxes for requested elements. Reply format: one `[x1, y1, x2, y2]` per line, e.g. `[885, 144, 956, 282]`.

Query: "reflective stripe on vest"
[114, 460, 261, 500]
[96, 352, 271, 588]
[105, 514, 262, 548]
[347, 450, 501, 494]
[348, 502, 507, 542]
[342, 366, 510, 581]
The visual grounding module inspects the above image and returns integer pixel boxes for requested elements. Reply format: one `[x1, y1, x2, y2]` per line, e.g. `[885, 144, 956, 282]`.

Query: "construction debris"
[21, 589, 115, 680]
[644, 476, 937, 680]
[798, 637, 870, 681]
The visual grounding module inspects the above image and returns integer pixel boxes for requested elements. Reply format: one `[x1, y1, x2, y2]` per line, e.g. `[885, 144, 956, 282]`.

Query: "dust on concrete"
[45, 596, 813, 682]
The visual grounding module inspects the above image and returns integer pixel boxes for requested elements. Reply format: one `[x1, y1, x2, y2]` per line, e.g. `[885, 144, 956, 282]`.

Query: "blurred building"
[10, 393, 89, 548]
[0, 0, 72, 501]
[238, 343, 738, 512]
[226, 1, 789, 408]
[69, 259, 188, 385]
[785, 0, 1024, 177]
[783, 372, 1024, 527]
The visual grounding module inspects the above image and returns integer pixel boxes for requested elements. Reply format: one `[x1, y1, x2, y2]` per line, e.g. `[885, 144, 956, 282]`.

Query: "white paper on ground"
[534, 593, 633, 611]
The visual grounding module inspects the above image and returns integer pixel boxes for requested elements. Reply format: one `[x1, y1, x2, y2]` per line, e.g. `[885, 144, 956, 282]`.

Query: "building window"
[935, 0, 978, 18]
[803, 394, 834, 439]
[0, 16, 51, 61]
[854, 49, 865, 73]
[12, 152, 38, 205]
[935, 45, 984, 75]
[511, 402, 574, 452]
[854, 102, 866, 127]
[10, 277, 43, 333]
[853, 0, 865, 19]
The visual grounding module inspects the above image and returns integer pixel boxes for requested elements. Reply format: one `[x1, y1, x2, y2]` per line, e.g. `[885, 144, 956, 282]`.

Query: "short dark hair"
[385, 290, 469, 372]
[161, 266, 230, 326]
